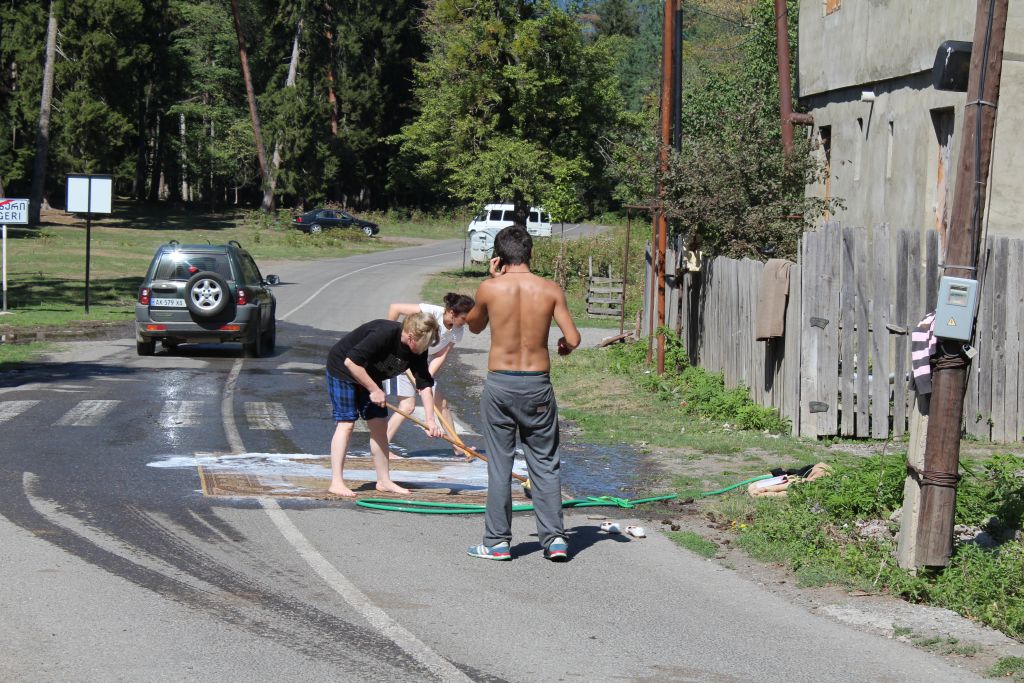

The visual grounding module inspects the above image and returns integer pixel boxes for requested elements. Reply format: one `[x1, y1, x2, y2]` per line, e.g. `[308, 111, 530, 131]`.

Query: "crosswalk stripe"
[0, 400, 40, 424]
[55, 400, 120, 427]
[244, 402, 293, 430]
[159, 400, 202, 428]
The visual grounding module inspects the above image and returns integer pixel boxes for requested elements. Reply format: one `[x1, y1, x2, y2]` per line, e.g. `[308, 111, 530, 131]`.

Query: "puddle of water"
[392, 368, 658, 499]
[559, 442, 658, 499]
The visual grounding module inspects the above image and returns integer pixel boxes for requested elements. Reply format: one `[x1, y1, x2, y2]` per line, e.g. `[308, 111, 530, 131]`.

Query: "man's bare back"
[468, 261, 581, 372]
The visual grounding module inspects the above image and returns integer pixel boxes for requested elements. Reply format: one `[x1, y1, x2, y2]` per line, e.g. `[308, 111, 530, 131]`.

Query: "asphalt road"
[0, 229, 984, 682]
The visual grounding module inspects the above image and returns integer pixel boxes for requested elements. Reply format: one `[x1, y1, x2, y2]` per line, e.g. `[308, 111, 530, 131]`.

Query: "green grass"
[734, 452, 1024, 639]
[419, 267, 487, 303]
[667, 531, 719, 558]
[989, 656, 1024, 680]
[0, 305, 130, 328]
[0, 341, 55, 369]
[0, 201, 463, 367]
[548, 345, 818, 461]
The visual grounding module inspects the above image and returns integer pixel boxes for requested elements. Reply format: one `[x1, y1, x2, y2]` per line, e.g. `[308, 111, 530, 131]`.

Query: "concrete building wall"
[798, 0, 1024, 241]
[798, 0, 976, 96]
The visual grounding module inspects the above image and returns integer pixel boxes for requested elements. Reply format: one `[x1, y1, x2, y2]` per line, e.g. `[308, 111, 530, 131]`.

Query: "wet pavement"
[383, 326, 660, 502]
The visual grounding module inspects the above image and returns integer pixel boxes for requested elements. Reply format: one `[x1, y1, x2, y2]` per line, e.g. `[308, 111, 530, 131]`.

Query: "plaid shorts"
[326, 372, 388, 422]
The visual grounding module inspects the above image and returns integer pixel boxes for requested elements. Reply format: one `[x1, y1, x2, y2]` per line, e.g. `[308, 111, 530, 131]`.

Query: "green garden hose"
[356, 493, 679, 514]
[355, 474, 774, 514]
[696, 474, 773, 497]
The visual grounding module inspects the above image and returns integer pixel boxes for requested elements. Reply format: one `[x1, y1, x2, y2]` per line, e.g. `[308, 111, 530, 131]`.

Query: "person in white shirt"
[384, 292, 474, 458]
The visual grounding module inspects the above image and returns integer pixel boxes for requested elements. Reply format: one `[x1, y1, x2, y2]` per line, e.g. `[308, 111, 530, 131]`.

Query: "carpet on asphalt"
[148, 451, 532, 503]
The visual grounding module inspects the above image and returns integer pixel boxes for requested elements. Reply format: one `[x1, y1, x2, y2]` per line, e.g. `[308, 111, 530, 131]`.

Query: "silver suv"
[135, 240, 279, 357]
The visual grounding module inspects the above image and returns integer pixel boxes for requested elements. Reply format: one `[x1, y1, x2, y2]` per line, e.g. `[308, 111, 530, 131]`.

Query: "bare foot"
[376, 481, 410, 495]
[328, 483, 356, 497]
[388, 451, 401, 461]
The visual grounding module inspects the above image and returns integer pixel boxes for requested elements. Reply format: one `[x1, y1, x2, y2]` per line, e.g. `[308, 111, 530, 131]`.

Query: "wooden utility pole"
[908, 0, 1007, 568]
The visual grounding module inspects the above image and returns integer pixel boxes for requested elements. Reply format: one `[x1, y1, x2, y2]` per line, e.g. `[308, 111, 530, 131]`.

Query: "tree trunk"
[209, 117, 216, 211]
[29, 0, 58, 224]
[512, 190, 528, 229]
[148, 114, 164, 202]
[228, 0, 274, 212]
[324, 6, 339, 136]
[179, 112, 188, 201]
[133, 83, 150, 200]
[267, 18, 303, 207]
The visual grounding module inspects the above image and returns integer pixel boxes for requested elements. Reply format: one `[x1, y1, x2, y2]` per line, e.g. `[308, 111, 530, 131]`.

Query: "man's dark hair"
[493, 226, 532, 266]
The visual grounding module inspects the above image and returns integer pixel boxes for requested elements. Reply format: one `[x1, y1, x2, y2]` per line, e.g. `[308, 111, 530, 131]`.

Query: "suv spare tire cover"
[186, 271, 230, 317]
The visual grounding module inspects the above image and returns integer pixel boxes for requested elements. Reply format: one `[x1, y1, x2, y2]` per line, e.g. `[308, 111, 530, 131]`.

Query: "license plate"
[152, 298, 186, 308]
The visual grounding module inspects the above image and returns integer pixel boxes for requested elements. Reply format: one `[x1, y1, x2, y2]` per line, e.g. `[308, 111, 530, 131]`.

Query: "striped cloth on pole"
[909, 312, 937, 395]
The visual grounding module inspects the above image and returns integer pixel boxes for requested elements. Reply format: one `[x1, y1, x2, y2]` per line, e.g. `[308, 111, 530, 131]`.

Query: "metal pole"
[85, 179, 92, 314]
[775, 0, 795, 155]
[2, 224, 7, 312]
[620, 209, 632, 335]
[656, 0, 677, 375]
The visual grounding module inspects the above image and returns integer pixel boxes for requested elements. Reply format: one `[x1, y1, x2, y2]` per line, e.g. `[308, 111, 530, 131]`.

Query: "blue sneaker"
[467, 541, 511, 561]
[544, 537, 569, 561]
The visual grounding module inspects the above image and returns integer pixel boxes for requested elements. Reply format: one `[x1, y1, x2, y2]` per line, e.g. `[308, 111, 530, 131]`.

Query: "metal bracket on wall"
[810, 317, 829, 329]
[809, 401, 829, 413]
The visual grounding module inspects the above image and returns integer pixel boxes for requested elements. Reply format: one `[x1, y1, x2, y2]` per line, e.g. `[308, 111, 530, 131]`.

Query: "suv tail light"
[295, 216, 302, 223]
[139, 287, 150, 305]
[236, 288, 248, 306]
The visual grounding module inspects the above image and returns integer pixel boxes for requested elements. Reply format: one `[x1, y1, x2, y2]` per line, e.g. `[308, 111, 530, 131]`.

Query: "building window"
[826, 0, 842, 15]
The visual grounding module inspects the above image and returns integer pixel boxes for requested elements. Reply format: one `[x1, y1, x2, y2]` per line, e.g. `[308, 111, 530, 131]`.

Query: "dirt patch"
[0, 320, 135, 343]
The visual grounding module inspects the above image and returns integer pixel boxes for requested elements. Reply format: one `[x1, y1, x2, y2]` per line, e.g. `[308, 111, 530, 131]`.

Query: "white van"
[467, 204, 552, 238]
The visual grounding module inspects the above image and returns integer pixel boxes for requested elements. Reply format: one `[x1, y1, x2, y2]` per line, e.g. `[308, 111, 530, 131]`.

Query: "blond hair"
[402, 311, 439, 354]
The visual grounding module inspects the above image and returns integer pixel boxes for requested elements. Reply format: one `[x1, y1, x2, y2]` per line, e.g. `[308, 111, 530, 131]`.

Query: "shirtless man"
[464, 225, 581, 561]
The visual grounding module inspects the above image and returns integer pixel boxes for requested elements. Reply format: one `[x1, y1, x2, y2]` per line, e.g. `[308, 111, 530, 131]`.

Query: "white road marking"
[220, 359, 468, 681]
[261, 497, 473, 683]
[280, 250, 461, 320]
[244, 402, 293, 430]
[159, 400, 202, 428]
[0, 400, 40, 424]
[222, 360, 245, 453]
[55, 400, 120, 426]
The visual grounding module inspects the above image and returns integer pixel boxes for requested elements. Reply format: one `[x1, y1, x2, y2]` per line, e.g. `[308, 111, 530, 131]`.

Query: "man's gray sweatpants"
[479, 371, 565, 549]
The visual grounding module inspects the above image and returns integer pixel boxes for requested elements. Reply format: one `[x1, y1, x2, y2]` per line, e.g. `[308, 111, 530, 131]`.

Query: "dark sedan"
[292, 208, 379, 236]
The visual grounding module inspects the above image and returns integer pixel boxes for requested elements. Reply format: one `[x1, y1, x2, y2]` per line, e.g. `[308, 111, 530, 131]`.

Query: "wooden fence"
[641, 222, 1023, 442]
[586, 257, 624, 318]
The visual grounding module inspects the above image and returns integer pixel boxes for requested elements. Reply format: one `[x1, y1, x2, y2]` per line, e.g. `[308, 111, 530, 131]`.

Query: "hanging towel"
[755, 259, 795, 341]
[909, 312, 937, 395]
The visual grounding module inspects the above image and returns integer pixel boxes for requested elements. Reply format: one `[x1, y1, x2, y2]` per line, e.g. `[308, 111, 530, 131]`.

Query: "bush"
[607, 331, 789, 434]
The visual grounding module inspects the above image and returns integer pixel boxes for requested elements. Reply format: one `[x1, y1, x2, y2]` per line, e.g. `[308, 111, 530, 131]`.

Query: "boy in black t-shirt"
[325, 312, 443, 497]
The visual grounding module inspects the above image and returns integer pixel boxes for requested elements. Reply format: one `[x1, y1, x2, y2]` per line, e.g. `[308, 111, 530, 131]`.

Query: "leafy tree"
[396, 0, 626, 224]
[659, 0, 836, 259]
[594, 0, 639, 38]
[168, 0, 250, 204]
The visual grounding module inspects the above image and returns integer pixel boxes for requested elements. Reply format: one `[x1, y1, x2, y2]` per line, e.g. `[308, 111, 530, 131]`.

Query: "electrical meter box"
[934, 276, 979, 341]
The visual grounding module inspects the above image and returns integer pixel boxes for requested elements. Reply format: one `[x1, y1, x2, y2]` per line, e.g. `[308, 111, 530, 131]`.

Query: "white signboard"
[0, 198, 29, 224]
[66, 174, 112, 214]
